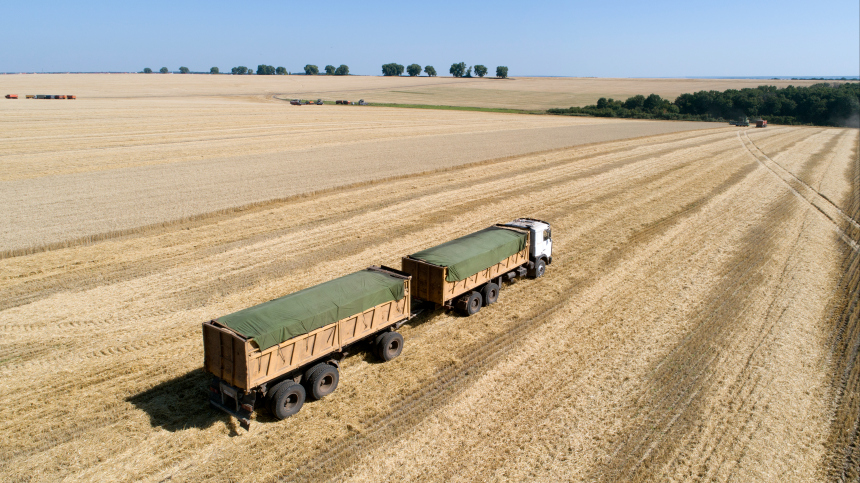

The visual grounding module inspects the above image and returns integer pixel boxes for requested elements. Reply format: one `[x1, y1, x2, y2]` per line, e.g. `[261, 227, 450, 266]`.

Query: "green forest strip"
[548, 82, 860, 127]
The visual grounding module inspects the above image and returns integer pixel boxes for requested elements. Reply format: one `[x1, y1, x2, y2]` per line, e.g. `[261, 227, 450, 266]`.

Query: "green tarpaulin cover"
[218, 270, 405, 351]
[410, 226, 528, 282]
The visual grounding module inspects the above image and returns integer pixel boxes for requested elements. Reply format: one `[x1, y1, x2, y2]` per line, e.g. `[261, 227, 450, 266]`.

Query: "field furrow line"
[277, 155, 758, 482]
[592, 190, 799, 481]
[741, 130, 860, 251]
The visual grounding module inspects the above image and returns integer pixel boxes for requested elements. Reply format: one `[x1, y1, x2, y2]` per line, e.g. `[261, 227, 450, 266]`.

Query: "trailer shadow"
[126, 368, 241, 435]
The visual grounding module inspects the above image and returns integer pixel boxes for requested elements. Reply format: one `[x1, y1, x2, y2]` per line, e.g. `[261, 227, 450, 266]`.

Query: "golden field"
[0, 76, 858, 482]
[0, 72, 843, 109]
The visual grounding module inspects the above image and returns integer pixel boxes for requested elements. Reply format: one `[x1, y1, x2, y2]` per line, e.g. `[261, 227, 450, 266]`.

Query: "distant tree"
[474, 65, 488, 77]
[232, 66, 248, 75]
[160, 67, 169, 74]
[257, 64, 276, 75]
[381, 63, 405, 76]
[304, 64, 319, 75]
[449, 62, 467, 77]
[210, 67, 219, 74]
[424, 65, 436, 77]
[496, 66, 508, 78]
[276, 66, 287, 75]
[335, 64, 349, 75]
[643, 93, 664, 110]
[179, 66, 190, 74]
[143, 67, 152, 73]
[325, 65, 335, 75]
[623, 95, 645, 110]
[406, 64, 422, 76]
[463, 65, 473, 77]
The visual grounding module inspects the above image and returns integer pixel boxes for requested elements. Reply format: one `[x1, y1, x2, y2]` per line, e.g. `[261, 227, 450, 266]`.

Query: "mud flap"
[209, 380, 255, 430]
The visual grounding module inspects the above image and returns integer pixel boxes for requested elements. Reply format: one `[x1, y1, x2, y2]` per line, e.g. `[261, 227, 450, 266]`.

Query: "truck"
[755, 119, 767, 128]
[203, 219, 553, 427]
[5, 94, 17, 99]
[729, 116, 749, 127]
[402, 218, 552, 315]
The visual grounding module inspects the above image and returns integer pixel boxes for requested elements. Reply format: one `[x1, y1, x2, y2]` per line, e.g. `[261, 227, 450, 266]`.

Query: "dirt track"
[0, 122, 857, 482]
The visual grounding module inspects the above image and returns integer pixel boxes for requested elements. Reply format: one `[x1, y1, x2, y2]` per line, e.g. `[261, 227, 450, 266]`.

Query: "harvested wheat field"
[0, 73, 839, 109]
[0, 110, 857, 482]
[0, 96, 718, 254]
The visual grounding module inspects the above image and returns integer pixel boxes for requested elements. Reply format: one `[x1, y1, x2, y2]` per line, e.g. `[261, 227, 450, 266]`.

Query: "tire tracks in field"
[740, 130, 860, 252]
[275, 157, 758, 482]
[822, 139, 860, 481]
[590, 190, 799, 482]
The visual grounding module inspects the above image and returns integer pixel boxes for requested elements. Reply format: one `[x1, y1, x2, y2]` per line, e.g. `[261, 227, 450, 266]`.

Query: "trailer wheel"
[375, 331, 404, 362]
[482, 283, 500, 306]
[529, 258, 546, 278]
[269, 381, 306, 420]
[304, 363, 339, 400]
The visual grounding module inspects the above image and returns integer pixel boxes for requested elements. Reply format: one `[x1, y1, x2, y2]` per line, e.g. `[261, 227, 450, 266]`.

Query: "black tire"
[482, 283, 500, 305]
[269, 381, 306, 420]
[375, 331, 404, 362]
[303, 363, 339, 400]
[462, 291, 482, 316]
[529, 258, 546, 278]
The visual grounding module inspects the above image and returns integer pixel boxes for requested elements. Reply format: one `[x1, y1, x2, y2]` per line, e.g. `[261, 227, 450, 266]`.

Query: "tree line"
[380, 63, 507, 78]
[140, 63, 510, 78]
[547, 83, 860, 127]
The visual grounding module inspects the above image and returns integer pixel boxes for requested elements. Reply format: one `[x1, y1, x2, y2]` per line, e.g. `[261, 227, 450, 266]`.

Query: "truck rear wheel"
[304, 363, 339, 400]
[457, 291, 483, 316]
[529, 259, 546, 278]
[375, 331, 404, 362]
[482, 283, 500, 305]
[269, 381, 306, 420]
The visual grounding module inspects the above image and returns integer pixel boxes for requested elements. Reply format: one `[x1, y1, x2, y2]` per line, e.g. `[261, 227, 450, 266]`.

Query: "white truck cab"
[505, 218, 553, 277]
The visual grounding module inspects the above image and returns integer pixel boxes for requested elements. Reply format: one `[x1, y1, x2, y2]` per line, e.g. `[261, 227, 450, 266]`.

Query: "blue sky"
[1, 0, 858, 76]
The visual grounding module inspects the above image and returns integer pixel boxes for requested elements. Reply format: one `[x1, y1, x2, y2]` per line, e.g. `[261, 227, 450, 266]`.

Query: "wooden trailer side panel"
[403, 244, 528, 305]
[243, 279, 411, 388]
[202, 322, 252, 389]
[442, 247, 528, 302]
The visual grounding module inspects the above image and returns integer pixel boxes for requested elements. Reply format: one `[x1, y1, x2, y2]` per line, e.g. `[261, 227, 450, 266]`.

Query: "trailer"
[203, 266, 412, 428]
[5, 94, 18, 99]
[756, 119, 767, 128]
[25, 95, 35, 99]
[67, 95, 76, 100]
[203, 218, 553, 428]
[402, 218, 552, 316]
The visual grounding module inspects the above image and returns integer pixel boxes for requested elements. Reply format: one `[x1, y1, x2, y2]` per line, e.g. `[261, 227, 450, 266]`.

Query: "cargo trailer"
[5, 94, 18, 99]
[204, 266, 412, 427]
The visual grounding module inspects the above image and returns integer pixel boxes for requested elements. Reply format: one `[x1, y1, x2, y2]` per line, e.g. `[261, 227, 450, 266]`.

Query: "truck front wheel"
[375, 331, 404, 362]
[529, 259, 546, 278]
[304, 363, 339, 400]
[269, 381, 306, 420]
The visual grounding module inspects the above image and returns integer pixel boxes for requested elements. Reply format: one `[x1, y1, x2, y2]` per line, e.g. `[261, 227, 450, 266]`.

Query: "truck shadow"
[126, 368, 241, 435]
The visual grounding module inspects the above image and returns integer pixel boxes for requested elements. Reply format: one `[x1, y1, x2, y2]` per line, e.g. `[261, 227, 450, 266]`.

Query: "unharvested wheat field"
[0, 117, 857, 481]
